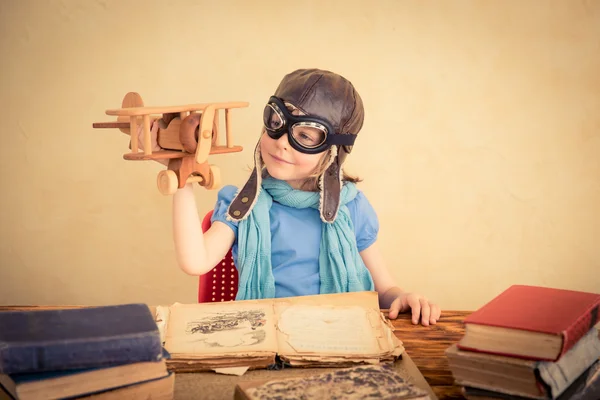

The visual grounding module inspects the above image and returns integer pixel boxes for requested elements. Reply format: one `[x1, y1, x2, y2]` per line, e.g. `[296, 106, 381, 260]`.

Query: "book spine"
[559, 303, 599, 360]
[0, 333, 162, 374]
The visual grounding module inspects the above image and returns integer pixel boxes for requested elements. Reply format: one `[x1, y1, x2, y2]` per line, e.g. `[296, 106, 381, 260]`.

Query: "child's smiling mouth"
[269, 153, 294, 164]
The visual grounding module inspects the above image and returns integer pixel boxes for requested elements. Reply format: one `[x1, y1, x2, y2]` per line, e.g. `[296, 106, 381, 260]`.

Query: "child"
[149, 69, 440, 326]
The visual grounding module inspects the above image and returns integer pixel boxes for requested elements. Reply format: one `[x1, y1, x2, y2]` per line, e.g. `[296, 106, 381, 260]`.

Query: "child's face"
[260, 130, 325, 189]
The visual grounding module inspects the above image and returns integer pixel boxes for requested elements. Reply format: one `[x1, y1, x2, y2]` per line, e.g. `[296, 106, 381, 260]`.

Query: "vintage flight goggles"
[262, 96, 357, 154]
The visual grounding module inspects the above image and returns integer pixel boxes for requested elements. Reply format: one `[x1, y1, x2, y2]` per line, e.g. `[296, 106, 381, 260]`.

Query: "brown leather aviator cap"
[228, 68, 365, 223]
[274, 69, 364, 144]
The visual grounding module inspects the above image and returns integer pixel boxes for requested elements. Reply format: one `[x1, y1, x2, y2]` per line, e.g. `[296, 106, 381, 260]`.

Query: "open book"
[152, 292, 404, 372]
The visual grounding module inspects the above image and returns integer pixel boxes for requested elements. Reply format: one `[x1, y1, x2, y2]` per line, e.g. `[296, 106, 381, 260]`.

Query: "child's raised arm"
[135, 122, 235, 275]
[172, 184, 235, 275]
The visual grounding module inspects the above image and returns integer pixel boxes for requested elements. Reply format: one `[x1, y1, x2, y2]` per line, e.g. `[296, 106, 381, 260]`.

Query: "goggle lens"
[263, 104, 284, 131]
[263, 102, 328, 149]
[290, 123, 327, 148]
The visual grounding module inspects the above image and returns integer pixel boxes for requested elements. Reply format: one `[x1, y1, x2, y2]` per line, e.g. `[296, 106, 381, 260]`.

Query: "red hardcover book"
[457, 285, 600, 361]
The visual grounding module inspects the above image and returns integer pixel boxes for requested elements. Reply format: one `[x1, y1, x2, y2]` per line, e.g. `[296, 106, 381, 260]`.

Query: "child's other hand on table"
[387, 292, 441, 326]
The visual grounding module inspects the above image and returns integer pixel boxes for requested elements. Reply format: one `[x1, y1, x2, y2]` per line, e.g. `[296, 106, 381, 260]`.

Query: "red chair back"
[198, 210, 238, 303]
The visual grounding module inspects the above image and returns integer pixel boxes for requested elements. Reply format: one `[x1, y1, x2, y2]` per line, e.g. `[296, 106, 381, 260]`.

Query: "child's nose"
[275, 132, 290, 150]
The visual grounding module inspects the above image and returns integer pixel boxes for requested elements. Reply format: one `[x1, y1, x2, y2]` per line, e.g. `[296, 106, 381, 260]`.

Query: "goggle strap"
[327, 134, 356, 146]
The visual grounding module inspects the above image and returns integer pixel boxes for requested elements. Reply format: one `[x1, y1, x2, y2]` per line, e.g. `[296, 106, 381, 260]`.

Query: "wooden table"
[0, 306, 469, 399]
[388, 310, 469, 400]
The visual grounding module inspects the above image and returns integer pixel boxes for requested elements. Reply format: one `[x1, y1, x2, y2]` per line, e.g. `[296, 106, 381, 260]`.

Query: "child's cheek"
[294, 155, 313, 168]
[295, 154, 322, 172]
[259, 135, 271, 156]
[304, 151, 327, 166]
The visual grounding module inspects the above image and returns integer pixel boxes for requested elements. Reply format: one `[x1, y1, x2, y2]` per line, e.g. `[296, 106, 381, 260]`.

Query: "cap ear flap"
[227, 142, 263, 222]
[319, 146, 342, 223]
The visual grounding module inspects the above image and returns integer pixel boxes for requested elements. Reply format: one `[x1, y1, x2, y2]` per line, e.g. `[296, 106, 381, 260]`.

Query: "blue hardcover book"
[0, 304, 162, 375]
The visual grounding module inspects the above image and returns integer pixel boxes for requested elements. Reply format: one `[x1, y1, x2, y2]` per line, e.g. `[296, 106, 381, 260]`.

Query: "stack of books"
[0, 304, 174, 399]
[446, 285, 600, 400]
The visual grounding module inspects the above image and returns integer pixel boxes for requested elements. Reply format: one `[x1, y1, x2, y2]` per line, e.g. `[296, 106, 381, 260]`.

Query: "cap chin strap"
[319, 145, 342, 223]
[227, 142, 263, 222]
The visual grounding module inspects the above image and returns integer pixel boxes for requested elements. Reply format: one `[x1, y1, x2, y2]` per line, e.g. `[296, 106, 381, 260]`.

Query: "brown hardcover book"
[446, 327, 600, 399]
[79, 372, 174, 400]
[233, 363, 431, 400]
[152, 292, 404, 372]
[0, 359, 170, 400]
[458, 285, 600, 361]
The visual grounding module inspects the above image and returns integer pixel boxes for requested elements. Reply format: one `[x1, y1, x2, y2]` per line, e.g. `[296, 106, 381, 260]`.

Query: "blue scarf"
[235, 178, 375, 300]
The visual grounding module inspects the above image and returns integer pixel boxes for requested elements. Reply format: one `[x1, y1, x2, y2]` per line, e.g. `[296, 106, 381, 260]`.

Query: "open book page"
[377, 312, 406, 357]
[154, 305, 170, 346]
[164, 302, 278, 357]
[276, 303, 380, 357]
[273, 291, 403, 361]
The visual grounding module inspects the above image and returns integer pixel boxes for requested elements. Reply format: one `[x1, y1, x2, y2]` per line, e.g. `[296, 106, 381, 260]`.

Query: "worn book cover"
[461, 358, 600, 400]
[76, 372, 174, 400]
[152, 291, 404, 372]
[234, 363, 430, 400]
[447, 327, 600, 399]
[0, 304, 163, 375]
[458, 285, 600, 361]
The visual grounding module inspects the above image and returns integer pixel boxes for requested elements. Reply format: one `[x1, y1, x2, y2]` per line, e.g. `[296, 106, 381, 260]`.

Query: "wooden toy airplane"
[93, 92, 247, 195]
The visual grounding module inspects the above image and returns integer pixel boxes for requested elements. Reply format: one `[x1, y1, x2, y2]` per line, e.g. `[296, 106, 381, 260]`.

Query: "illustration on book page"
[164, 303, 277, 355]
[185, 309, 267, 346]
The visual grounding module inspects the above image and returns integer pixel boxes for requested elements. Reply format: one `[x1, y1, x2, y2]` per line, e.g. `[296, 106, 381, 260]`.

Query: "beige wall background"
[1, 0, 598, 310]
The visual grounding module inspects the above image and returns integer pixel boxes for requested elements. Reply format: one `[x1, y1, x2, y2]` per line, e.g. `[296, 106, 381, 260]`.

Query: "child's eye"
[269, 116, 282, 129]
[292, 126, 326, 147]
[296, 132, 318, 145]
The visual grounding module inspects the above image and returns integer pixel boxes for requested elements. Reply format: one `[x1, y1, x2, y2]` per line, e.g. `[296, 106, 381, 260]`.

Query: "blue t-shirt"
[211, 185, 379, 298]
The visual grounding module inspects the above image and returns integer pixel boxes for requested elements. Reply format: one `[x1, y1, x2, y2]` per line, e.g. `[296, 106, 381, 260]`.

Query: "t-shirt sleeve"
[210, 185, 239, 237]
[348, 190, 380, 251]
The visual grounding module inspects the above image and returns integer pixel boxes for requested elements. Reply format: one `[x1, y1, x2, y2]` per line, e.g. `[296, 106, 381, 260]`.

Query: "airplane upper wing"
[106, 102, 249, 117]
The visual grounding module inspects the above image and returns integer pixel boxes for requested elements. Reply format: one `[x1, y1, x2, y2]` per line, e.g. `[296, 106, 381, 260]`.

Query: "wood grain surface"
[386, 310, 471, 399]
